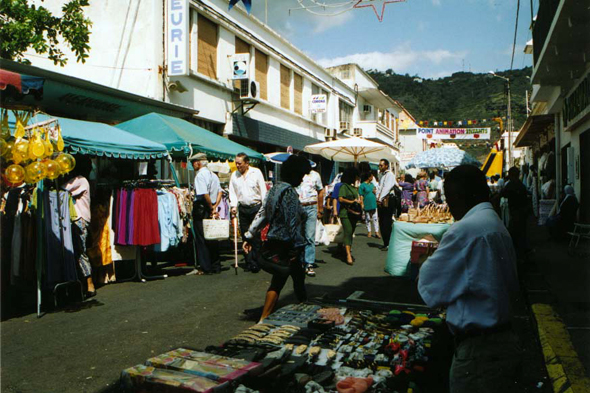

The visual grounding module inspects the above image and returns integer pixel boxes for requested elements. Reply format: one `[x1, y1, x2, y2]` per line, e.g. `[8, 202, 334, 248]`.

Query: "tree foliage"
[0, 0, 92, 66]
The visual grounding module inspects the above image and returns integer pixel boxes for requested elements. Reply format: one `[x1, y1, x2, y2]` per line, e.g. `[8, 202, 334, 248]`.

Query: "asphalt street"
[2, 226, 552, 393]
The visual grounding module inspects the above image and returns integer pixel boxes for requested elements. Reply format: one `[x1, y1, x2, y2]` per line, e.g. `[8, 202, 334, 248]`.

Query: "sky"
[241, 0, 535, 79]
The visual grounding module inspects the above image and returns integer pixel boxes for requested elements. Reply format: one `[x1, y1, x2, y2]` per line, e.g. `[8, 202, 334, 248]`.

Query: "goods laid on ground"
[120, 302, 449, 392]
[398, 206, 453, 224]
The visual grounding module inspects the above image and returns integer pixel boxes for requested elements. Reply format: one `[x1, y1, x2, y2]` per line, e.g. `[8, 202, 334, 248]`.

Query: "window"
[234, 36, 250, 90]
[339, 99, 353, 125]
[294, 73, 303, 115]
[197, 15, 217, 79]
[280, 64, 291, 110]
[255, 49, 268, 100]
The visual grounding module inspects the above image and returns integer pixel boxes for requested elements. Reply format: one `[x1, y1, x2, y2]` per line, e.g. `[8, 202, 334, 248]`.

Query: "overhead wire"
[510, 0, 521, 70]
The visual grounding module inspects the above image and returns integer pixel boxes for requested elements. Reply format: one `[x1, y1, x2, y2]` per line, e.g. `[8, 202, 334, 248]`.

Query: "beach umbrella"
[406, 147, 481, 169]
[264, 152, 316, 167]
[303, 137, 397, 164]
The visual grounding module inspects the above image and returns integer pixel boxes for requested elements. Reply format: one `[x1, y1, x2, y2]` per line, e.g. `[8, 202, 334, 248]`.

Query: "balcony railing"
[533, 0, 560, 65]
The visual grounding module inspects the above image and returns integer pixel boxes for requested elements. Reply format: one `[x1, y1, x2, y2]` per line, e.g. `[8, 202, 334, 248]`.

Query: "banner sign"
[416, 127, 491, 140]
[231, 54, 250, 80]
[167, 0, 189, 76]
[310, 94, 327, 113]
[401, 152, 417, 162]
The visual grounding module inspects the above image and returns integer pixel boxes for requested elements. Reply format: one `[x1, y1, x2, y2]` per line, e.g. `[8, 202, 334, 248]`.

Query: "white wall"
[29, 0, 163, 100]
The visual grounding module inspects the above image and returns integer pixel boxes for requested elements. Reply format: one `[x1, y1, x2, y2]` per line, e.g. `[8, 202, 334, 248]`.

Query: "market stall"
[120, 300, 451, 393]
[1, 110, 186, 316]
[115, 112, 264, 163]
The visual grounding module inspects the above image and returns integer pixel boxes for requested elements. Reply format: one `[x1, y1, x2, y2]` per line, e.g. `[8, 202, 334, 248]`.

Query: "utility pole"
[489, 71, 512, 169]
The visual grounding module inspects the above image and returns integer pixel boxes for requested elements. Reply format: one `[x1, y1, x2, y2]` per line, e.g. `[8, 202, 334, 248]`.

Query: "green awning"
[8, 113, 169, 159]
[116, 113, 264, 162]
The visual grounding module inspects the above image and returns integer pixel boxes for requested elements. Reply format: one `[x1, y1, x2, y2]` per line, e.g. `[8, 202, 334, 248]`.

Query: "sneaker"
[379, 246, 389, 251]
[305, 266, 316, 277]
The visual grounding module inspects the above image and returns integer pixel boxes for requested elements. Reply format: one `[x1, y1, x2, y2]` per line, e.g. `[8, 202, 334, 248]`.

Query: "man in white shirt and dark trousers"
[189, 153, 222, 275]
[229, 153, 267, 273]
[376, 159, 397, 251]
[296, 168, 323, 277]
[418, 165, 522, 393]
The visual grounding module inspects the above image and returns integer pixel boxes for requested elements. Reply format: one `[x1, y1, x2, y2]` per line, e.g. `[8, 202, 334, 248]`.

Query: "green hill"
[367, 67, 532, 161]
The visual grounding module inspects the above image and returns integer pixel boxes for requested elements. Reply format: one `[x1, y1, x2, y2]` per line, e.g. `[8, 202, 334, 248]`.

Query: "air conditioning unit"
[240, 79, 260, 100]
[363, 104, 373, 113]
[324, 128, 336, 140]
[339, 121, 349, 131]
[353, 128, 362, 136]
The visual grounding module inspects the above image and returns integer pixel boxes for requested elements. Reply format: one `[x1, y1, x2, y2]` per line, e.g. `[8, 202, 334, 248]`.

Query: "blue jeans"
[301, 204, 318, 266]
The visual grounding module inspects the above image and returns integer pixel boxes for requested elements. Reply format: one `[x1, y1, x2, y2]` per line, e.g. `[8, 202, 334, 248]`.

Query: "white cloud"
[432, 0, 441, 6]
[316, 45, 467, 78]
[310, 11, 354, 34]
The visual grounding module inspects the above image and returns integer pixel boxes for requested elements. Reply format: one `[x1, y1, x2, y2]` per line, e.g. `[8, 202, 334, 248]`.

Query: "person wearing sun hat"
[187, 152, 222, 275]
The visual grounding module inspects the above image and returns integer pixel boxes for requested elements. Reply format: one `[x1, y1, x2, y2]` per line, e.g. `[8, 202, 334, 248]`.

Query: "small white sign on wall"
[231, 54, 250, 80]
[310, 94, 327, 113]
[167, 0, 189, 76]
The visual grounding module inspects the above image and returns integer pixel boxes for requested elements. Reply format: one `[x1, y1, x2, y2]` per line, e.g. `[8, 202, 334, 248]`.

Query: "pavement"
[521, 219, 590, 393]
[0, 222, 582, 393]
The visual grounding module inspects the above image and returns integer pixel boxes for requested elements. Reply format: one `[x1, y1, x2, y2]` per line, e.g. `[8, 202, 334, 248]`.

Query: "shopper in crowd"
[296, 164, 323, 277]
[547, 185, 579, 240]
[243, 155, 311, 323]
[414, 172, 430, 208]
[376, 159, 397, 251]
[338, 167, 361, 265]
[501, 166, 531, 262]
[418, 165, 522, 393]
[229, 152, 267, 273]
[188, 153, 222, 275]
[428, 172, 439, 203]
[62, 156, 96, 298]
[398, 174, 415, 213]
[359, 172, 380, 239]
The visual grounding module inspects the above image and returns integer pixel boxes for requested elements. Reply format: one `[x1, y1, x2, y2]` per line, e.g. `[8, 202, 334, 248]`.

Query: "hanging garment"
[44, 190, 77, 288]
[126, 189, 135, 245]
[132, 188, 161, 246]
[88, 200, 113, 267]
[109, 193, 135, 264]
[115, 188, 128, 245]
[155, 190, 183, 252]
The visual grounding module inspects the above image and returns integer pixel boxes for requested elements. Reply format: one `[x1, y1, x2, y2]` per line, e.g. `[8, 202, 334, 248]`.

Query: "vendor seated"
[547, 185, 579, 240]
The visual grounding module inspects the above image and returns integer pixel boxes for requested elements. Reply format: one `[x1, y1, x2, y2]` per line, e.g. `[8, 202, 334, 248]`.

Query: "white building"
[397, 105, 426, 173]
[27, 0, 359, 158]
[325, 64, 401, 149]
[515, 0, 590, 222]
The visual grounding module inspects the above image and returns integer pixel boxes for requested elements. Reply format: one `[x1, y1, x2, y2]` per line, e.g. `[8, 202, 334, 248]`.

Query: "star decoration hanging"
[228, 0, 252, 15]
[353, 0, 406, 22]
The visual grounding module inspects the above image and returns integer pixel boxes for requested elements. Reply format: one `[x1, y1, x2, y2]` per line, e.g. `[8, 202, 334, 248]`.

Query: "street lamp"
[489, 71, 512, 169]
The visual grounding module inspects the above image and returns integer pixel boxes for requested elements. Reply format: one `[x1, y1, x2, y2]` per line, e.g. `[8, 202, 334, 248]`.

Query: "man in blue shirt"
[188, 153, 222, 275]
[418, 165, 522, 393]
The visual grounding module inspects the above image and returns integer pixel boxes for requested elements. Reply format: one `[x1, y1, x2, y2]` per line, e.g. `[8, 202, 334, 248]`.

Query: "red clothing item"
[133, 189, 161, 246]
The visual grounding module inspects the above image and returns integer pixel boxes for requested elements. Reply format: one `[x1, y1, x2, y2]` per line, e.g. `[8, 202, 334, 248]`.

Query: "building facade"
[516, 0, 590, 222]
[28, 0, 365, 156]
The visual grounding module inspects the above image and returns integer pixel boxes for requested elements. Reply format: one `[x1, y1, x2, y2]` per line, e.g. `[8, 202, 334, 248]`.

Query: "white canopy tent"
[303, 137, 398, 164]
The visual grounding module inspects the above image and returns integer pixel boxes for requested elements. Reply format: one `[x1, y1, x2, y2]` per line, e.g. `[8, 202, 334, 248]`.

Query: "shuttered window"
[280, 64, 291, 110]
[197, 15, 217, 79]
[255, 49, 268, 100]
[294, 73, 303, 115]
[234, 37, 250, 89]
[235, 36, 249, 54]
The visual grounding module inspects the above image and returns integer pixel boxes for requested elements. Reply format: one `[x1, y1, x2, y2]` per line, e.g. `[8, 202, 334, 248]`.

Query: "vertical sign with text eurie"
[167, 0, 189, 76]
